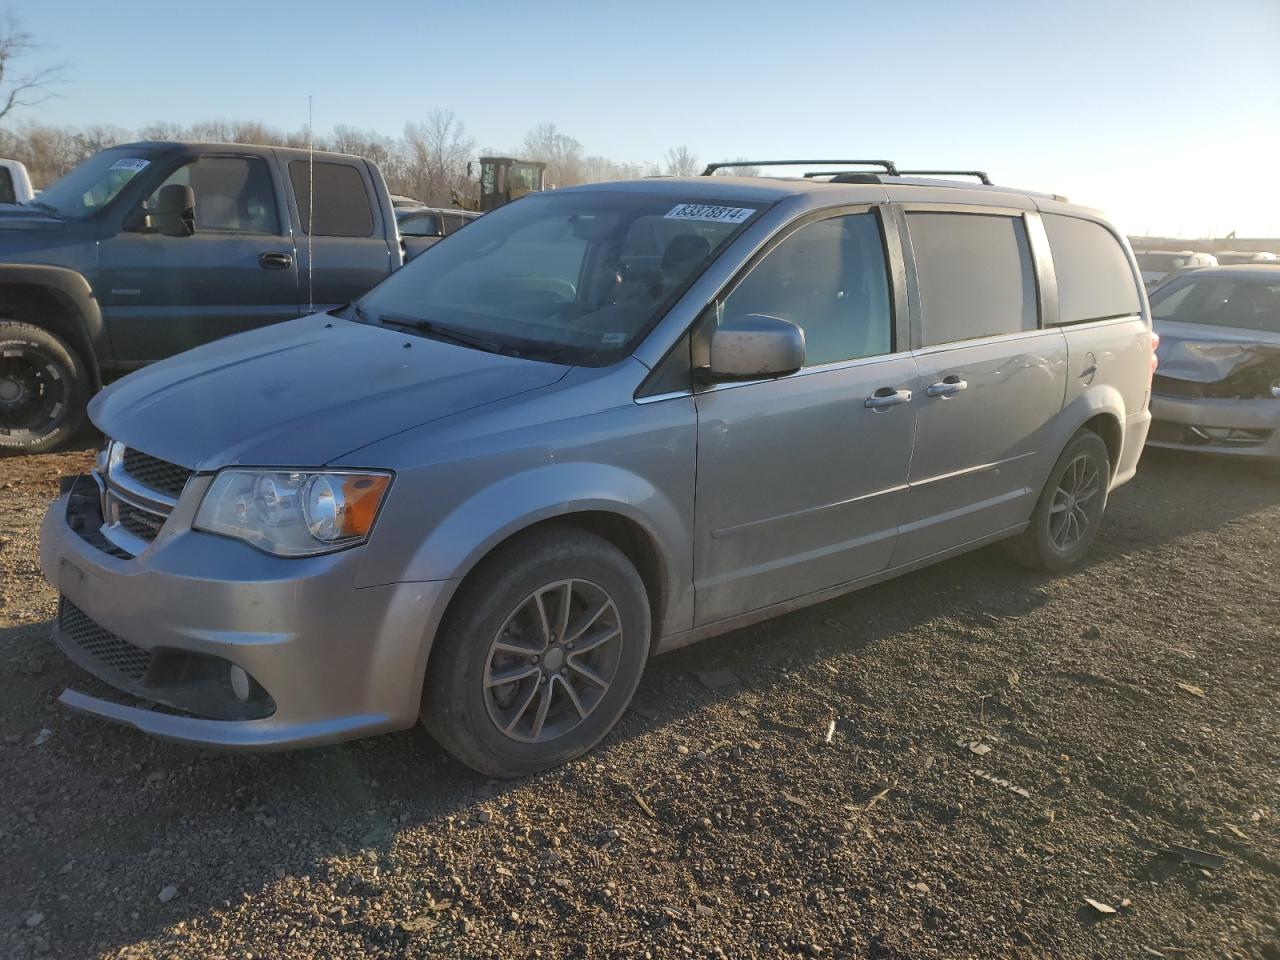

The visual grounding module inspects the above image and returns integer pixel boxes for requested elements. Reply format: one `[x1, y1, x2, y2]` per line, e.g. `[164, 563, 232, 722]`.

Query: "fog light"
[229, 665, 251, 702]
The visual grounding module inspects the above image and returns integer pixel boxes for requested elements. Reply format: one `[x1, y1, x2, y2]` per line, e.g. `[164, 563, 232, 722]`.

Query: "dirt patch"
[0, 445, 1277, 959]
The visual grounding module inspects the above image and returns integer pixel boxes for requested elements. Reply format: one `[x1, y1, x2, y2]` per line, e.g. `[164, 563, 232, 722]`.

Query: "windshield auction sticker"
[665, 203, 754, 224]
[109, 158, 151, 172]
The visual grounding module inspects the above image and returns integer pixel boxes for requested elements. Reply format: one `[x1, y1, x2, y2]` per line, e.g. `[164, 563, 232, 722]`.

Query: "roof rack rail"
[701, 159, 900, 176]
[894, 169, 992, 185]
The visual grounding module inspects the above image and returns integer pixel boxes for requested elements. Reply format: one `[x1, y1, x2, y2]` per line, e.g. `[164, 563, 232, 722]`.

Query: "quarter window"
[149, 156, 280, 234]
[1043, 214, 1141, 324]
[720, 212, 893, 366]
[907, 212, 1038, 346]
[289, 161, 374, 237]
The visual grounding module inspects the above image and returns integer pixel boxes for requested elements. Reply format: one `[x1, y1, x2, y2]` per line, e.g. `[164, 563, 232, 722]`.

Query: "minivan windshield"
[356, 190, 764, 365]
[1151, 275, 1280, 333]
[26, 146, 161, 220]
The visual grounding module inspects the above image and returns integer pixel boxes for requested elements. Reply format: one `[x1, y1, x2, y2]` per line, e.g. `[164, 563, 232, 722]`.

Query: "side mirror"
[706, 314, 805, 380]
[147, 184, 195, 237]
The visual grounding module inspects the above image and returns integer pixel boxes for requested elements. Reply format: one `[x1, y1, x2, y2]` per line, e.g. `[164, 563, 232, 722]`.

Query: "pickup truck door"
[286, 158, 398, 309]
[97, 152, 301, 363]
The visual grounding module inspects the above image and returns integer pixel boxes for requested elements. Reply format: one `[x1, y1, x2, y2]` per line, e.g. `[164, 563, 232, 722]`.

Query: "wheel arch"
[0, 265, 107, 390]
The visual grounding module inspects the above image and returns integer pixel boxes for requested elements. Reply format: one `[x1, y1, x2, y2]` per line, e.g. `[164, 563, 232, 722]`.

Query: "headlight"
[194, 469, 392, 557]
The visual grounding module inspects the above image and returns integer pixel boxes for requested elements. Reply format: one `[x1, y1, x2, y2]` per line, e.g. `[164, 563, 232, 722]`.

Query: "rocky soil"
[1, 442, 1277, 959]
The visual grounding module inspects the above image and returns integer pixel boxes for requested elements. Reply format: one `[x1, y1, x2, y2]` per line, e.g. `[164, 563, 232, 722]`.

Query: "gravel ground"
[1, 442, 1277, 960]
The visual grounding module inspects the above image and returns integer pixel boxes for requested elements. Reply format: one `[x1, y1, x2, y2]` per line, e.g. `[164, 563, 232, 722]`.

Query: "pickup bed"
[0, 140, 402, 452]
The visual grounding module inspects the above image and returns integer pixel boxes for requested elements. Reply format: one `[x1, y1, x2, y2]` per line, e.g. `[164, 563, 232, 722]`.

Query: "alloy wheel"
[1049, 454, 1101, 551]
[483, 578, 623, 744]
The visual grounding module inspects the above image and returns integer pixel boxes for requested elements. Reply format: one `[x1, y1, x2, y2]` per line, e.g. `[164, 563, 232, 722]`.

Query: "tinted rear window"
[289, 160, 374, 237]
[907, 212, 1038, 346]
[1044, 215, 1140, 323]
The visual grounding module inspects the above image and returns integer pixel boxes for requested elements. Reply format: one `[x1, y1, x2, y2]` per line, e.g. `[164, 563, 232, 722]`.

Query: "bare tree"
[403, 109, 474, 205]
[522, 122, 584, 187]
[713, 158, 760, 177]
[0, 14, 64, 125]
[663, 145, 700, 177]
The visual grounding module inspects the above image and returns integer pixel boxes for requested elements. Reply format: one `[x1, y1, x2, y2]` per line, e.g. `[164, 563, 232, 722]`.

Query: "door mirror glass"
[147, 183, 195, 237]
[707, 313, 805, 380]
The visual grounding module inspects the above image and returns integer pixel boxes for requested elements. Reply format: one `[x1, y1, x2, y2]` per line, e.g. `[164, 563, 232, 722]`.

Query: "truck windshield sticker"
[664, 203, 754, 224]
[109, 158, 151, 173]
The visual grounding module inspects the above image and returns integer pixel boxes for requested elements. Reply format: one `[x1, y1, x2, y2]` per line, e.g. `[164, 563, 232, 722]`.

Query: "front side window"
[149, 156, 279, 234]
[907, 212, 1038, 346]
[399, 213, 442, 237]
[1151, 276, 1280, 333]
[719, 212, 892, 366]
[1043, 214, 1141, 323]
[289, 161, 374, 237]
[357, 191, 763, 365]
[27, 147, 160, 220]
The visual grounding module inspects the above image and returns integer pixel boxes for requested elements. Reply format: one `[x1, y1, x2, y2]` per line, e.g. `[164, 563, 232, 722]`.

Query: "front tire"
[0, 320, 89, 454]
[1005, 430, 1111, 572]
[422, 526, 651, 777]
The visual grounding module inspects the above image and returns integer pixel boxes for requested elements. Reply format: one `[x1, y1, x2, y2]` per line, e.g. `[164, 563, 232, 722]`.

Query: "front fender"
[0, 263, 108, 382]
[358, 461, 693, 634]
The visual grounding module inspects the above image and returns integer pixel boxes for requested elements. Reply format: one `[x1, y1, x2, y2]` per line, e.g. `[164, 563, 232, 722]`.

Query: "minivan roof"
[563, 174, 1106, 221]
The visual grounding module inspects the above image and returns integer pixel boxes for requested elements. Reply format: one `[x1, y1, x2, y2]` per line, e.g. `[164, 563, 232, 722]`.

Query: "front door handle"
[864, 387, 913, 410]
[926, 375, 968, 398]
[259, 252, 293, 270]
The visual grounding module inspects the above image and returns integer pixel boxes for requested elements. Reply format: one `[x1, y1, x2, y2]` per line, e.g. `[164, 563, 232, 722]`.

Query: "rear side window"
[907, 212, 1038, 346]
[0, 168, 14, 204]
[289, 161, 374, 237]
[1044, 214, 1141, 323]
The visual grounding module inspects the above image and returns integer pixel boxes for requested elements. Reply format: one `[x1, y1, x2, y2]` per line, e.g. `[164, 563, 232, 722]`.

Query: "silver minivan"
[40, 161, 1154, 776]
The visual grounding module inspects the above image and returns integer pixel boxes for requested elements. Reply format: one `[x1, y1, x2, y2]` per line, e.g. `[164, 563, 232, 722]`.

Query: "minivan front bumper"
[39, 478, 453, 751]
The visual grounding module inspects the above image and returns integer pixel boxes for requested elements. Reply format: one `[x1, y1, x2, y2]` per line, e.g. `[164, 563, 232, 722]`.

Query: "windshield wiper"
[25, 199, 58, 214]
[375, 311, 507, 354]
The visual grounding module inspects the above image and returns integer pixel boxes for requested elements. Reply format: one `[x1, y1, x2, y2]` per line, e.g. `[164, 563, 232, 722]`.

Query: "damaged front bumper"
[39, 476, 453, 751]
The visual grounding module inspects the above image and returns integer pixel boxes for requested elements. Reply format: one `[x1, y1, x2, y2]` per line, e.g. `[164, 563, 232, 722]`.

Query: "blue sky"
[13, 0, 1280, 237]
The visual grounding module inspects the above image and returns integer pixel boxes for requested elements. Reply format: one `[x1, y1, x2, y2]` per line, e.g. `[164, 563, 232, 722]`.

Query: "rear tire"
[422, 525, 651, 777]
[0, 320, 89, 455]
[1004, 430, 1111, 572]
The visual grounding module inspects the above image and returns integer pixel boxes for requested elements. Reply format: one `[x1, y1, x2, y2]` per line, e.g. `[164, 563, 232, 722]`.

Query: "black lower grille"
[121, 447, 193, 501]
[58, 599, 152, 683]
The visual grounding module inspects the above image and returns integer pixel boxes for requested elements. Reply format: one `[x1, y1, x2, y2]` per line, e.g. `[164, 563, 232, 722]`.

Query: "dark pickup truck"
[0, 141, 402, 452]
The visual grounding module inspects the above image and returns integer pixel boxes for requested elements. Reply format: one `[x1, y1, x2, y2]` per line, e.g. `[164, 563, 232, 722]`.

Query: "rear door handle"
[259, 252, 293, 270]
[926, 375, 968, 398]
[864, 387, 913, 410]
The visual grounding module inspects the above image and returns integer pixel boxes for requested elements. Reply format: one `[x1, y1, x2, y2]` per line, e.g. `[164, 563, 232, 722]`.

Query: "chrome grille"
[117, 501, 166, 540]
[58, 598, 152, 683]
[120, 447, 193, 500]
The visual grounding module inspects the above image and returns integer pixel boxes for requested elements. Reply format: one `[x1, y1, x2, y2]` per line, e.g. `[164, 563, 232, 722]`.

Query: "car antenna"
[307, 94, 315, 314]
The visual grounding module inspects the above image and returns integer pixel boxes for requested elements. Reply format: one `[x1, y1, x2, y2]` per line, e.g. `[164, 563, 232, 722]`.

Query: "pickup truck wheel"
[1004, 430, 1111, 572]
[422, 526, 651, 777]
[0, 321, 89, 454]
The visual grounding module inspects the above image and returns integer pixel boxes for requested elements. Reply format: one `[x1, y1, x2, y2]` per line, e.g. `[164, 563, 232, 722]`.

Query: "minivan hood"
[91, 314, 570, 469]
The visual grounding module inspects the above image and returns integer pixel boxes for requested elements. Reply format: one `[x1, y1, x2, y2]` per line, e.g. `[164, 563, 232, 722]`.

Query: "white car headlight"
[194, 469, 392, 557]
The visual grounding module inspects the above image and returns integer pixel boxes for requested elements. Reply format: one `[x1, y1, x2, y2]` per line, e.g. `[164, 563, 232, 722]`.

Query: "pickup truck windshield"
[357, 191, 764, 365]
[27, 147, 161, 220]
